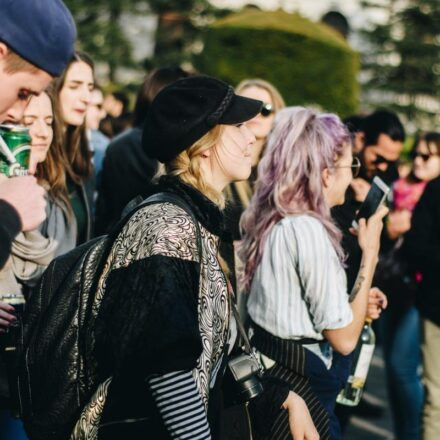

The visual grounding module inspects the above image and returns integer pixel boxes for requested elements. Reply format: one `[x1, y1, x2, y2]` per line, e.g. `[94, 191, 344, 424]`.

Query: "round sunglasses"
[260, 103, 273, 118]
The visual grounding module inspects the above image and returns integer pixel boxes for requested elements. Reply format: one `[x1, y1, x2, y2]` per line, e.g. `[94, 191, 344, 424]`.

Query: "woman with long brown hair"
[7, 88, 77, 291]
[52, 51, 95, 244]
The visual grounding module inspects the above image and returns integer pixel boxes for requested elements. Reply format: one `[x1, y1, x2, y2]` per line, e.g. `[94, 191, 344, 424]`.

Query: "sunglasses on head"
[412, 151, 436, 162]
[260, 103, 273, 118]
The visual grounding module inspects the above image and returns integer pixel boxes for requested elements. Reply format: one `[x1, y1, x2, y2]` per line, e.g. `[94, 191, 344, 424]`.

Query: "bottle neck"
[365, 318, 373, 325]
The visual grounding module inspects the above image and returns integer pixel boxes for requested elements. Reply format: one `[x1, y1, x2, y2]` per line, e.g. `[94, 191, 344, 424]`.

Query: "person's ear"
[358, 131, 365, 146]
[0, 43, 9, 61]
[322, 167, 331, 188]
[200, 148, 212, 159]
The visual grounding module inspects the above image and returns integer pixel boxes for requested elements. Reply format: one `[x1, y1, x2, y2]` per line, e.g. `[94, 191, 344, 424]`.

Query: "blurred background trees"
[361, 0, 440, 129]
[64, 0, 440, 130]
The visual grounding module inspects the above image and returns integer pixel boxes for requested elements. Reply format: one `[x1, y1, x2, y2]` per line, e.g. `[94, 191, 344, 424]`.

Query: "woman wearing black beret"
[69, 76, 318, 440]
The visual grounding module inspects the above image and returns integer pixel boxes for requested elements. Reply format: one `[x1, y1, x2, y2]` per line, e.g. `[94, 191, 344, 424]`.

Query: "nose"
[4, 99, 29, 123]
[414, 156, 423, 167]
[377, 162, 388, 172]
[80, 86, 92, 105]
[242, 123, 256, 145]
[34, 119, 50, 139]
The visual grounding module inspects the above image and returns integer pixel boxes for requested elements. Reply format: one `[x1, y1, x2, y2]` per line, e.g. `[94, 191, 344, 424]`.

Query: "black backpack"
[16, 192, 196, 440]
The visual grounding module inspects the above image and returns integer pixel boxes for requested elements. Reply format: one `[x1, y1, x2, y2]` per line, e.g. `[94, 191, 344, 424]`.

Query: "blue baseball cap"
[0, 0, 76, 76]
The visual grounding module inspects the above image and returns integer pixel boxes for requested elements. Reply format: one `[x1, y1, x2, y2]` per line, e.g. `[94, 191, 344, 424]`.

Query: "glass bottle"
[336, 319, 376, 406]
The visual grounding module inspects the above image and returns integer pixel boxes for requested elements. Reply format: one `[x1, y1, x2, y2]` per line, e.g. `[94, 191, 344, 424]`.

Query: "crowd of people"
[1, 1, 440, 440]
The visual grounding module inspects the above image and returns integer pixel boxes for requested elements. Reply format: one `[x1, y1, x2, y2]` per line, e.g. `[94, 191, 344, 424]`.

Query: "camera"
[227, 352, 264, 403]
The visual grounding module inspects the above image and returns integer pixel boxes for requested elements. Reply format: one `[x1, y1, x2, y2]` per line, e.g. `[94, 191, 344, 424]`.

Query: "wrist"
[361, 251, 378, 267]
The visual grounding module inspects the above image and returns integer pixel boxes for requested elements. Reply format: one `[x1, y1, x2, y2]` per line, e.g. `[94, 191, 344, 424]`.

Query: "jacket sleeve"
[404, 181, 440, 271]
[0, 200, 21, 270]
[95, 252, 202, 378]
[147, 370, 211, 439]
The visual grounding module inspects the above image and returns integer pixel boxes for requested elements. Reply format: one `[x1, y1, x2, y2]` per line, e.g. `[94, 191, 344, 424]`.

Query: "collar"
[148, 175, 231, 241]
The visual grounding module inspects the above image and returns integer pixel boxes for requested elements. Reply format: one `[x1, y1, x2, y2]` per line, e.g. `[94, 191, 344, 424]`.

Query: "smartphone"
[352, 176, 390, 229]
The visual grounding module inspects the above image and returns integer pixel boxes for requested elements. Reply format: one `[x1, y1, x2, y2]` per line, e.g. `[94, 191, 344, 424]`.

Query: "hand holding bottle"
[367, 287, 388, 320]
[0, 301, 16, 332]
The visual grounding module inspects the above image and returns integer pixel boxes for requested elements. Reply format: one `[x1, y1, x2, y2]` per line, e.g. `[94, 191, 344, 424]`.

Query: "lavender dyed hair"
[238, 106, 351, 289]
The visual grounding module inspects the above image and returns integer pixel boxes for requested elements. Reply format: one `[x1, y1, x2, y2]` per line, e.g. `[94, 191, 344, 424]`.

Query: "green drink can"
[0, 124, 31, 177]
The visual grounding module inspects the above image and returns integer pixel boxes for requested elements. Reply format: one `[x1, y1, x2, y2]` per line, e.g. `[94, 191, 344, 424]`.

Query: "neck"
[322, 187, 336, 209]
[199, 160, 229, 194]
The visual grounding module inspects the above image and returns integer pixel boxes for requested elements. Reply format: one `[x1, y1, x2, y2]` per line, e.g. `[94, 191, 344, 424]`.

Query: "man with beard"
[334, 109, 405, 289]
[333, 109, 405, 431]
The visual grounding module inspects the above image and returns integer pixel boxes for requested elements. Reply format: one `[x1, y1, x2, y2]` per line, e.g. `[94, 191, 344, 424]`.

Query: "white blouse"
[247, 214, 353, 364]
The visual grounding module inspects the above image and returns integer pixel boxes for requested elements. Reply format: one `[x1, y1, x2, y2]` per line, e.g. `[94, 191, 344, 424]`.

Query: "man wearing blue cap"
[0, 0, 76, 270]
[0, 1, 76, 438]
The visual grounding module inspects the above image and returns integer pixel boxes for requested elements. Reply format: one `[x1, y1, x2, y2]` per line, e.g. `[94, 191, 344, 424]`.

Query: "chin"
[66, 115, 85, 126]
[232, 169, 252, 182]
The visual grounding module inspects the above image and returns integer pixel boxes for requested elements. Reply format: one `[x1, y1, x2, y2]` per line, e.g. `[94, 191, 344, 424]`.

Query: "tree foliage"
[64, 0, 148, 80]
[64, 0, 229, 79]
[361, 0, 440, 128]
[194, 8, 359, 117]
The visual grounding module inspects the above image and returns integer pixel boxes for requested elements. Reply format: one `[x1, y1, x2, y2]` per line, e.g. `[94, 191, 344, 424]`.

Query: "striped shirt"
[147, 370, 211, 439]
[247, 215, 353, 365]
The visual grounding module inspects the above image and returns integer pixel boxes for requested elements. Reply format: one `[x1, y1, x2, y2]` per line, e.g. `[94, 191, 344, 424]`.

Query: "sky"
[210, 0, 390, 30]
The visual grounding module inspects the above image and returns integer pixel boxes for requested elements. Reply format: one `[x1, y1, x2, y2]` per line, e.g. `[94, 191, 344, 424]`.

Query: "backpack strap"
[108, 192, 203, 261]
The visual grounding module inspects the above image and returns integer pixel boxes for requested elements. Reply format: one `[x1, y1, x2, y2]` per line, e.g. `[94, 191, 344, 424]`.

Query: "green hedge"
[194, 8, 359, 117]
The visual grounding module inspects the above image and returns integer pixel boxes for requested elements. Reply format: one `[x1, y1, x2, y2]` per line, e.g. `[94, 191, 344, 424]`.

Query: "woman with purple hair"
[239, 107, 388, 439]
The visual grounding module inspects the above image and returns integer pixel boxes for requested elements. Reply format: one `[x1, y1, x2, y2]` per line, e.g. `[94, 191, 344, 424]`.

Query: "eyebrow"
[23, 114, 53, 119]
[68, 80, 95, 86]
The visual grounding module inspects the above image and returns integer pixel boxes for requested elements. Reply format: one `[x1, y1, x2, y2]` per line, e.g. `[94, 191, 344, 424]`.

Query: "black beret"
[143, 75, 263, 163]
[0, 0, 76, 76]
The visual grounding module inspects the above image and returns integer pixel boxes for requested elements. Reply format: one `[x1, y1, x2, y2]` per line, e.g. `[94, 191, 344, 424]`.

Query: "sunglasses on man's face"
[412, 151, 437, 162]
[372, 154, 396, 167]
[260, 103, 273, 118]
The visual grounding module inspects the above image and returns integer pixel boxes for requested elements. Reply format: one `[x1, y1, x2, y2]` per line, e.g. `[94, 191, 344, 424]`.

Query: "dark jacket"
[94, 127, 158, 235]
[70, 177, 287, 440]
[0, 201, 21, 406]
[0, 200, 21, 271]
[72, 176, 232, 439]
[403, 176, 440, 326]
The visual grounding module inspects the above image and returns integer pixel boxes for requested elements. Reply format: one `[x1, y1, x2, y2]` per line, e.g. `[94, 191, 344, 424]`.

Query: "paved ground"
[343, 347, 395, 440]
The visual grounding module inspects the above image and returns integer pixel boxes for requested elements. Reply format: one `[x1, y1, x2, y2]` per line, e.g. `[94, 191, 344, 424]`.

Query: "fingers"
[289, 414, 305, 440]
[0, 308, 16, 323]
[349, 227, 358, 236]
[371, 205, 389, 221]
[368, 288, 387, 309]
[0, 317, 14, 329]
[367, 307, 381, 320]
[358, 218, 367, 232]
[0, 301, 15, 313]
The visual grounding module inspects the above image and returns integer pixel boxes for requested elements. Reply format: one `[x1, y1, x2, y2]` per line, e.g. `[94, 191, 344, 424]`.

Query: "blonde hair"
[229, 79, 286, 209]
[236, 78, 285, 113]
[165, 125, 226, 208]
[3, 48, 40, 74]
